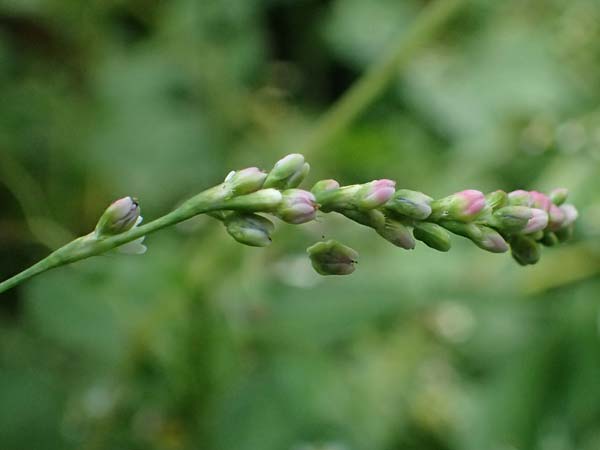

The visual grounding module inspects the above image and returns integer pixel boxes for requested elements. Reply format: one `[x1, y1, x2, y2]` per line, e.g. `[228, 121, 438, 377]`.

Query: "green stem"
[301, 0, 466, 156]
[0, 187, 264, 294]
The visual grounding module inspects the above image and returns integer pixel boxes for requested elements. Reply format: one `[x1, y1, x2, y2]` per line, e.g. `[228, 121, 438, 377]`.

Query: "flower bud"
[307, 240, 358, 276]
[549, 188, 568, 206]
[277, 189, 318, 224]
[376, 219, 416, 250]
[555, 224, 574, 242]
[441, 221, 509, 253]
[522, 208, 549, 234]
[541, 231, 559, 247]
[225, 213, 275, 247]
[311, 179, 340, 196]
[508, 190, 532, 207]
[492, 206, 533, 233]
[529, 191, 552, 212]
[385, 189, 433, 220]
[225, 188, 283, 213]
[341, 209, 386, 230]
[224, 167, 267, 195]
[547, 204, 566, 231]
[430, 190, 486, 222]
[509, 235, 541, 265]
[316, 185, 361, 212]
[485, 190, 508, 211]
[355, 179, 396, 210]
[95, 196, 141, 237]
[560, 204, 578, 227]
[413, 222, 451, 252]
[263, 154, 309, 189]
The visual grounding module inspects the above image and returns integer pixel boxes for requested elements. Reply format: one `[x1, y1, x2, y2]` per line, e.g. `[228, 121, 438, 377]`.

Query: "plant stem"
[301, 0, 466, 156]
[0, 187, 247, 294]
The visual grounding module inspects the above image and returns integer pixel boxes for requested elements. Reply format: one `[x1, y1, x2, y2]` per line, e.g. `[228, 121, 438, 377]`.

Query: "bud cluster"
[95, 153, 579, 276]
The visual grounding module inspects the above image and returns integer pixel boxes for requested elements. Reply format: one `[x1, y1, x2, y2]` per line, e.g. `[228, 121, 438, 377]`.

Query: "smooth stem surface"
[301, 0, 466, 156]
[0, 188, 238, 294]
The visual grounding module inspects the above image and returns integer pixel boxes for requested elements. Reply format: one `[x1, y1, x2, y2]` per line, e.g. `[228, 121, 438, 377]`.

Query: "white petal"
[117, 237, 147, 255]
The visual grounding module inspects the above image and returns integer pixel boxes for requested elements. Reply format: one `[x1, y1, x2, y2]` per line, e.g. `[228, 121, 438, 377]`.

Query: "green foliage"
[1, 0, 600, 449]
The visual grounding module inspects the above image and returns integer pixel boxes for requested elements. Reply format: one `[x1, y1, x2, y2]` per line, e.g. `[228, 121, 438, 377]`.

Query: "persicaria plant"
[0, 154, 579, 293]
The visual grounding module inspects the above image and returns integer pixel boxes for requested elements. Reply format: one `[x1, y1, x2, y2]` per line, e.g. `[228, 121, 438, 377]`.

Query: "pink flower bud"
[277, 189, 318, 224]
[548, 204, 566, 231]
[431, 189, 486, 222]
[523, 208, 549, 234]
[356, 179, 396, 209]
[95, 196, 141, 237]
[529, 191, 552, 212]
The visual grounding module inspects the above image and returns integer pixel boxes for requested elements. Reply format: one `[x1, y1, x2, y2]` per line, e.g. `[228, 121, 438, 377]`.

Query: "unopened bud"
[430, 190, 486, 222]
[263, 154, 309, 189]
[95, 196, 141, 237]
[541, 231, 559, 247]
[341, 209, 386, 230]
[560, 204, 578, 227]
[492, 206, 533, 233]
[413, 222, 451, 252]
[316, 185, 361, 212]
[555, 224, 574, 242]
[549, 188, 568, 206]
[522, 208, 548, 234]
[486, 190, 508, 210]
[277, 189, 318, 224]
[385, 189, 433, 220]
[225, 213, 274, 247]
[224, 167, 267, 195]
[376, 219, 416, 250]
[224, 188, 283, 213]
[441, 221, 508, 253]
[547, 204, 566, 231]
[509, 234, 541, 265]
[355, 179, 396, 210]
[529, 191, 552, 212]
[311, 179, 340, 196]
[307, 240, 358, 276]
[508, 190, 532, 207]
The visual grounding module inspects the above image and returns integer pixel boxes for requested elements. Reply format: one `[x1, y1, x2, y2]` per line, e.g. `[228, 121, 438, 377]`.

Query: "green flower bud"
[311, 179, 340, 196]
[340, 209, 386, 230]
[485, 190, 508, 210]
[555, 224, 574, 242]
[413, 222, 451, 252]
[509, 234, 541, 265]
[385, 189, 433, 220]
[307, 240, 359, 276]
[224, 188, 283, 213]
[541, 231, 559, 247]
[225, 213, 275, 247]
[263, 154, 309, 189]
[507, 190, 532, 207]
[441, 221, 508, 253]
[376, 219, 416, 250]
[315, 185, 361, 212]
[549, 188, 568, 206]
[492, 206, 533, 233]
[224, 167, 267, 195]
[95, 196, 141, 237]
[276, 189, 318, 224]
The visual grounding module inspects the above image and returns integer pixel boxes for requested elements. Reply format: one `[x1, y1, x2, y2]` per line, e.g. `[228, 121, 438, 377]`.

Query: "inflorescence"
[99, 153, 578, 276]
[0, 153, 580, 293]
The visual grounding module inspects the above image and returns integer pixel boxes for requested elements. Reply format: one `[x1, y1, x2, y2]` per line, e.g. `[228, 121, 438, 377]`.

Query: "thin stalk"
[301, 0, 466, 156]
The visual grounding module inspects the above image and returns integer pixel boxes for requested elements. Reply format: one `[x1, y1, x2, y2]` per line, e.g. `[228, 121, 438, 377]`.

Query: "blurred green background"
[1, 0, 600, 449]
